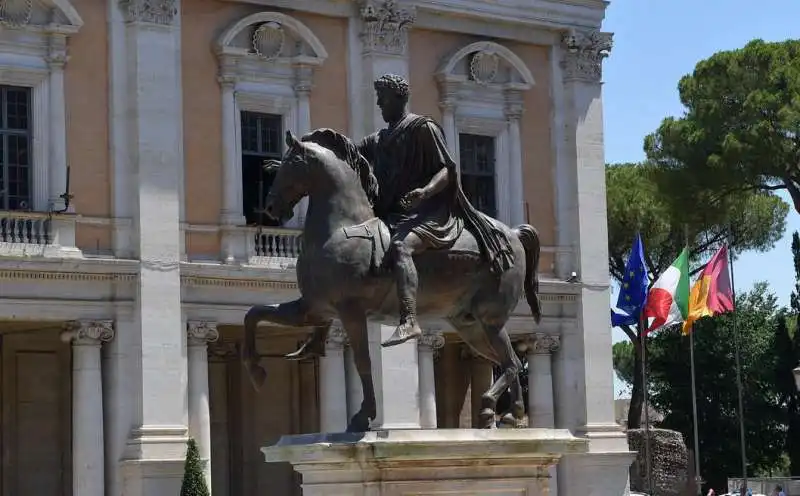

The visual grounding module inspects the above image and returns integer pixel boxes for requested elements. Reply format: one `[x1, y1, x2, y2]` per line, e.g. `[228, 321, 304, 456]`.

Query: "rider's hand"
[401, 188, 427, 210]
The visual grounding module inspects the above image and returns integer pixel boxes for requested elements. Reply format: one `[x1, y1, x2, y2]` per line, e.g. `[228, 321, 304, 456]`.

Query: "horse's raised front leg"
[241, 298, 326, 390]
[337, 303, 376, 433]
[285, 325, 330, 361]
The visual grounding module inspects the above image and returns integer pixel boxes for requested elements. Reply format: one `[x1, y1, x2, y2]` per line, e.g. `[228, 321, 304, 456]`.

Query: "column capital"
[359, 0, 416, 56]
[326, 326, 349, 350]
[418, 330, 445, 352]
[436, 76, 460, 111]
[560, 29, 613, 83]
[294, 64, 315, 97]
[187, 321, 219, 346]
[217, 75, 237, 90]
[504, 89, 524, 121]
[517, 333, 561, 355]
[61, 320, 115, 346]
[119, 0, 178, 25]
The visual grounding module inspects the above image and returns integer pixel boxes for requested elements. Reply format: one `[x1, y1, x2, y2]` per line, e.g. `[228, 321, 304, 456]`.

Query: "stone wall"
[628, 428, 689, 495]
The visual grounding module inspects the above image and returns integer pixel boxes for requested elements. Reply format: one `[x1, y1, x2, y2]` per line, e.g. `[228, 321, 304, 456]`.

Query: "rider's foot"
[284, 332, 326, 360]
[381, 318, 423, 347]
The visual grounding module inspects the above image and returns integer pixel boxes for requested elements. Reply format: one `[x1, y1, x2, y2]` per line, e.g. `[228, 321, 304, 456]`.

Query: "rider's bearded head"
[374, 74, 409, 124]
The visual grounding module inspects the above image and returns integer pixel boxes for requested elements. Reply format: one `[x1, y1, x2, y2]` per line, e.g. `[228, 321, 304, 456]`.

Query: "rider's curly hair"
[374, 74, 410, 101]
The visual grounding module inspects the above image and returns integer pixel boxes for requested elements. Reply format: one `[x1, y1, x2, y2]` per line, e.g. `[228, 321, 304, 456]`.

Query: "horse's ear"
[285, 130, 300, 149]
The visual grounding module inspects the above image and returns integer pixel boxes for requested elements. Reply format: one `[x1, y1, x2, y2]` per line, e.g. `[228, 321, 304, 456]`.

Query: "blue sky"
[603, 0, 800, 397]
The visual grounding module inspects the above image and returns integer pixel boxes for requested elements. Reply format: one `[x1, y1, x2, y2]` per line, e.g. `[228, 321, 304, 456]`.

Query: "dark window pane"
[458, 133, 496, 217]
[0, 85, 32, 211]
[241, 111, 283, 226]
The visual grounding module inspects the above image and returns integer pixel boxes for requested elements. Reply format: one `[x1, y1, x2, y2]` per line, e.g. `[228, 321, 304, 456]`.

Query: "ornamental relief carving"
[119, 0, 177, 26]
[62, 320, 115, 345]
[0, 0, 32, 27]
[187, 321, 220, 346]
[560, 30, 613, 83]
[359, 0, 416, 55]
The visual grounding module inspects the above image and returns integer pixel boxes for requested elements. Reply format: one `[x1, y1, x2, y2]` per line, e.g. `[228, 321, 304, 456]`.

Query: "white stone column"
[356, 0, 416, 134]
[437, 78, 459, 164]
[551, 30, 634, 496]
[62, 320, 114, 496]
[187, 321, 219, 491]
[292, 71, 313, 227]
[521, 333, 559, 428]
[220, 77, 242, 226]
[417, 329, 444, 429]
[320, 326, 349, 432]
[46, 37, 69, 211]
[115, 3, 189, 493]
[505, 90, 525, 227]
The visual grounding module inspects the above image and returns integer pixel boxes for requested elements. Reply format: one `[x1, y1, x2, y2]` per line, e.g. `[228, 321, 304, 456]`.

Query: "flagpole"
[685, 225, 703, 495]
[639, 317, 654, 495]
[688, 325, 702, 494]
[729, 234, 749, 492]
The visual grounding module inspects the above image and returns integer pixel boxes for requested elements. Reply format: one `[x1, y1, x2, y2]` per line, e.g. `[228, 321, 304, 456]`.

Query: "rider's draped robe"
[357, 113, 515, 274]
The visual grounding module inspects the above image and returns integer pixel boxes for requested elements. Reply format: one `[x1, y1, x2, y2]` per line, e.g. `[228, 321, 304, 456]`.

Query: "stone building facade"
[0, 0, 630, 494]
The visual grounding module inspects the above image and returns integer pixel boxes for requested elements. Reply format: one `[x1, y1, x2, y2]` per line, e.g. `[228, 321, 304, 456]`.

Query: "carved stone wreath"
[469, 51, 500, 85]
[0, 0, 32, 27]
[252, 21, 286, 60]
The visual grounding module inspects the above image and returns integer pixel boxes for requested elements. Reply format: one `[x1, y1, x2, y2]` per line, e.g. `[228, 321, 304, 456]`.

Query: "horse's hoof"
[498, 413, 517, 428]
[381, 321, 422, 347]
[480, 408, 496, 429]
[345, 413, 371, 433]
[247, 365, 267, 391]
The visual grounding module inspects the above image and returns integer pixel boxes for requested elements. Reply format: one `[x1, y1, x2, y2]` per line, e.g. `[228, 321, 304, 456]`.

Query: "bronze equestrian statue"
[242, 74, 542, 432]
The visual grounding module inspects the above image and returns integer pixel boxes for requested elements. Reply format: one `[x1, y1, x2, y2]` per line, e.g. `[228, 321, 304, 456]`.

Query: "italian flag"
[642, 248, 690, 335]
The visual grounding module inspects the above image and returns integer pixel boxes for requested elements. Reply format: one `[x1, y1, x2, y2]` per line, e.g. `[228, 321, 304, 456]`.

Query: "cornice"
[0, 259, 589, 300]
[220, 0, 607, 35]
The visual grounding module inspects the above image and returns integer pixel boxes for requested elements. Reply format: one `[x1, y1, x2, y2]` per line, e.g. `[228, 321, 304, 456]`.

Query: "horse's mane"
[301, 128, 379, 207]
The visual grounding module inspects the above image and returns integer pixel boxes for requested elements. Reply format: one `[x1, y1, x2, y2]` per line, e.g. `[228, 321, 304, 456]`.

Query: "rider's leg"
[382, 231, 426, 347]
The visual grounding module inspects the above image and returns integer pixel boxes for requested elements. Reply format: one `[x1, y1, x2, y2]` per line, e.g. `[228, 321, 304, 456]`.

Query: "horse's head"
[264, 128, 378, 223]
[262, 130, 314, 222]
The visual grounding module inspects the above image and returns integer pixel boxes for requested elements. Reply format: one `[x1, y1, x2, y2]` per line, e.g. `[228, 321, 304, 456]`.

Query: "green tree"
[644, 39, 800, 215]
[777, 231, 800, 475]
[607, 162, 787, 428]
[614, 284, 785, 491]
[180, 438, 210, 496]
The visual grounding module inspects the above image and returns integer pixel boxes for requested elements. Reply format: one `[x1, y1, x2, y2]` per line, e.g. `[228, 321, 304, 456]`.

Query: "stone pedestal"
[262, 429, 587, 495]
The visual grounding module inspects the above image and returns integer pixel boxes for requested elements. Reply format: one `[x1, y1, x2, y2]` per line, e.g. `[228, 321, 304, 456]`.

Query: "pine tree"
[180, 438, 210, 496]
[788, 232, 800, 475]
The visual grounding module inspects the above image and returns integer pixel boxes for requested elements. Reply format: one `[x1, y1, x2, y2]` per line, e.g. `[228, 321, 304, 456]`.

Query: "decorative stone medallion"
[252, 21, 285, 60]
[469, 51, 500, 85]
[0, 0, 32, 28]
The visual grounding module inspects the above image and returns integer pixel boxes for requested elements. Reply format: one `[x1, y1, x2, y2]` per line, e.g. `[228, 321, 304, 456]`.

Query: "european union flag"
[610, 233, 649, 327]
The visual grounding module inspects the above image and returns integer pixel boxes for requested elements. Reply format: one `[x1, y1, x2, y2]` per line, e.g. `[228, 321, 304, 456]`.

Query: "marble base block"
[262, 428, 588, 495]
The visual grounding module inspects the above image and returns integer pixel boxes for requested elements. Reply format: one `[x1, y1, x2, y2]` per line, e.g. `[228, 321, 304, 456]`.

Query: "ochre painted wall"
[181, 3, 350, 259]
[66, 0, 112, 251]
[409, 30, 556, 273]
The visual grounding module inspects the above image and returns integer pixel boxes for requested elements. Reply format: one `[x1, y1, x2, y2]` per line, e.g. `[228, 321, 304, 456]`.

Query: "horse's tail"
[515, 224, 542, 324]
[241, 306, 268, 390]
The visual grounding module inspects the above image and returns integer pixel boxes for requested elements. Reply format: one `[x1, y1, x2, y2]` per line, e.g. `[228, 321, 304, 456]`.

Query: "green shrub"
[180, 438, 210, 496]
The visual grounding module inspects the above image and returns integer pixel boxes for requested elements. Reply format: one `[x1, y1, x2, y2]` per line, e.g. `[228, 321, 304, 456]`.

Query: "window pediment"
[437, 41, 534, 89]
[0, 0, 82, 31]
[216, 12, 328, 80]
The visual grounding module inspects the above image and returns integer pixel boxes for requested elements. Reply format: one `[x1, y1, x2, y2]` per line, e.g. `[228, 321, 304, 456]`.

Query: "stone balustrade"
[221, 225, 303, 267]
[0, 210, 81, 258]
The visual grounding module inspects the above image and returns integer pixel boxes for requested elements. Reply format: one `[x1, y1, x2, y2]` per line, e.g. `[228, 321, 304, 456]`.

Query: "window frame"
[0, 85, 33, 211]
[458, 132, 498, 219]
[239, 109, 284, 227]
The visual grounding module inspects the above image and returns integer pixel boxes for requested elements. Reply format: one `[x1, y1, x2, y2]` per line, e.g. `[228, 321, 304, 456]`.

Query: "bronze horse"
[242, 129, 542, 432]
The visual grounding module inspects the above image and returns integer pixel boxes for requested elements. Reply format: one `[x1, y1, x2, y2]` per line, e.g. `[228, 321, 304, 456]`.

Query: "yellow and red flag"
[682, 244, 734, 334]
